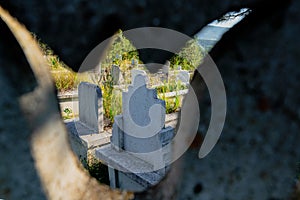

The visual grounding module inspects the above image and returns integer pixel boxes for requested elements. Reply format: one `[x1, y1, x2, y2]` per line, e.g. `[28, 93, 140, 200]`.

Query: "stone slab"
[95, 144, 163, 188]
[111, 115, 124, 151]
[96, 144, 154, 173]
[65, 120, 111, 160]
[123, 126, 174, 153]
[78, 82, 103, 133]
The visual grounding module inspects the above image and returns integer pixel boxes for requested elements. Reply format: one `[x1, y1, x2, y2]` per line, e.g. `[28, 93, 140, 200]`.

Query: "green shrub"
[37, 31, 203, 124]
[96, 30, 139, 123]
[100, 30, 139, 74]
[51, 70, 76, 92]
[157, 80, 187, 113]
[156, 80, 187, 93]
[101, 77, 122, 123]
[35, 37, 81, 92]
[62, 108, 75, 120]
[170, 38, 204, 70]
[164, 95, 181, 114]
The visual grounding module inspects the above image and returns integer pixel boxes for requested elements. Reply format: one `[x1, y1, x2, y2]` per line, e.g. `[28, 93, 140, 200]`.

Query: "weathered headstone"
[112, 74, 173, 166]
[66, 82, 110, 161]
[111, 65, 121, 85]
[131, 69, 149, 84]
[131, 69, 146, 80]
[131, 58, 138, 67]
[78, 82, 103, 132]
[161, 60, 170, 82]
[176, 70, 190, 83]
[96, 74, 174, 191]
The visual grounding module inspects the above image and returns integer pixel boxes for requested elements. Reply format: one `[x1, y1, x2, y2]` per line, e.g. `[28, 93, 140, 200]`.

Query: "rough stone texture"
[111, 115, 124, 151]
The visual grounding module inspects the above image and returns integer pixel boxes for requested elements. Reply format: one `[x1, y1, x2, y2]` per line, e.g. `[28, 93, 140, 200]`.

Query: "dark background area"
[0, 0, 292, 70]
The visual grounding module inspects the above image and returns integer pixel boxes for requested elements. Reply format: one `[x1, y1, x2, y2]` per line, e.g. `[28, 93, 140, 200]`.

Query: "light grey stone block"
[122, 74, 165, 138]
[78, 82, 103, 133]
[108, 166, 118, 189]
[118, 171, 148, 192]
[176, 70, 190, 83]
[111, 115, 124, 151]
[65, 120, 111, 161]
[111, 65, 121, 85]
[131, 69, 149, 84]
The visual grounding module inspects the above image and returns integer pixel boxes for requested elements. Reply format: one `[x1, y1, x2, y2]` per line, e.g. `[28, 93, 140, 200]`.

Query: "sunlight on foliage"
[170, 38, 204, 70]
[36, 30, 203, 124]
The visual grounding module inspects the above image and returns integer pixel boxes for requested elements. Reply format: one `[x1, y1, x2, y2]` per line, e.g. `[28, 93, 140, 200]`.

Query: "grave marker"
[66, 82, 111, 162]
[78, 82, 103, 133]
[96, 74, 174, 191]
[111, 65, 122, 85]
[176, 70, 190, 83]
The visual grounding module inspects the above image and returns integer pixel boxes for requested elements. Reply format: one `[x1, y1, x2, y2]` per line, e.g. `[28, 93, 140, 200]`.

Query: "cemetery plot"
[96, 74, 174, 191]
[65, 82, 111, 161]
[64, 66, 190, 191]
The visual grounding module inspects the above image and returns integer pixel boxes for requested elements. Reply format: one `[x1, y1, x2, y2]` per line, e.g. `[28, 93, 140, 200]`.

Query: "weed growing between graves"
[51, 68, 76, 92]
[80, 154, 110, 185]
[101, 70, 122, 123]
[36, 30, 201, 123]
[170, 38, 205, 70]
[87, 159, 110, 185]
[96, 30, 140, 123]
[62, 108, 73, 119]
[157, 80, 187, 113]
[156, 80, 187, 93]
[164, 95, 181, 114]
[101, 30, 139, 72]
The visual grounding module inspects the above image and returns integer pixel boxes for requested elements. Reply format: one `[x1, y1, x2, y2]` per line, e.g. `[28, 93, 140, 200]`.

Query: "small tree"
[94, 30, 139, 123]
[170, 38, 204, 71]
